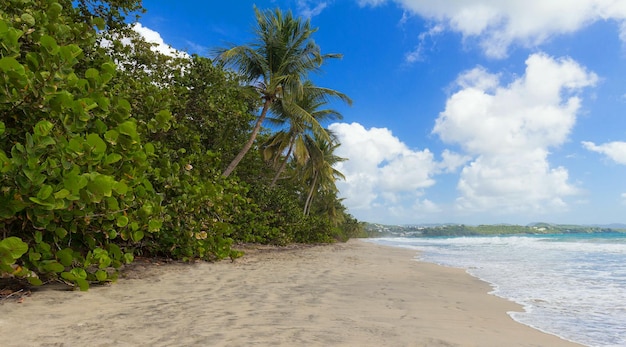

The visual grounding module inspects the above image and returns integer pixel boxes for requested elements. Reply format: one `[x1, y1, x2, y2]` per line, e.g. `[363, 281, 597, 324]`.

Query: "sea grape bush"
[0, 0, 161, 289]
[103, 39, 255, 260]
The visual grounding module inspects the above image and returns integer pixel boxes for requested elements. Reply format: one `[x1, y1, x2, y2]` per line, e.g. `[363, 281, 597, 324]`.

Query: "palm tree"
[301, 136, 346, 216]
[217, 7, 342, 177]
[263, 81, 350, 187]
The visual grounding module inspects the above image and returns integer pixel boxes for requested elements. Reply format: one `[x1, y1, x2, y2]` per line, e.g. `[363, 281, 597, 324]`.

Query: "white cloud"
[329, 122, 465, 222]
[297, 0, 329, 18]
[405, 24, 444, 63]
[358, 0, 387, 6]
[439, 149, 470, 173]
[433, 53, 597, 214]
[132, 23, 189, 59]
[358, 0, 626, 58]
[455, 66, 499, 91]
[582, 141, 626, 165]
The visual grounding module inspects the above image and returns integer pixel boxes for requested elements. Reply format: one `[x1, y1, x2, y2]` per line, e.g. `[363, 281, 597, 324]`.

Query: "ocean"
[369, 233, 626, 347]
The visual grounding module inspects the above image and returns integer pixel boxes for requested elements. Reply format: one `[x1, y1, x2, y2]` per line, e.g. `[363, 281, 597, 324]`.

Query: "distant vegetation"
[364, 223, 626, 238]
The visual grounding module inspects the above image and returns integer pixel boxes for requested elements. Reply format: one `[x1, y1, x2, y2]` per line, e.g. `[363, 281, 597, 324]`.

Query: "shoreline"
[0, 239, 584, 346]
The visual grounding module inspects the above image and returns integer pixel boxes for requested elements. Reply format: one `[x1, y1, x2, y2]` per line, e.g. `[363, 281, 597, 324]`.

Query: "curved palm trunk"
[223, 98, 272, 177]
[303, 172, 318, 216]
[270, 138, 296, 187]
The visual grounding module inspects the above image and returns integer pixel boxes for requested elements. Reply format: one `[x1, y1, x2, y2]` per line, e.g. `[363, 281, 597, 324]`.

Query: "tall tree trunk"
[222, 98, 272, 177]
[303, 172, 318, 216]
[270, 138, 295, 187]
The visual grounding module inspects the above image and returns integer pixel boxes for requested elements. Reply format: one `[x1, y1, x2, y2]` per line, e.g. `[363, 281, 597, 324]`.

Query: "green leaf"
[54, 188, 71, 199]
[70, 267, 87, 280]
[104, 153, 122, 165]
[34, 120, 54, 136]
[0, 121, 5, 135]
[107, 229, 117, 239]
[47, 2, 63, 18]
[86, 174, 115, 202]
[155, 110, 172, 130]
[61, 271, 76, 281]
[93, 249, 111, 268]
[63, 171, 88, 194]
[116, 215, 129, 227]
[95, 270, 108, 281]
[113, 181, 128, 195]
[36, 136, 56, 147]
[0, 237, 28, 263]
[94, 119, 107, 134]
[148, 219, 162, 233]
[104, 130, 119, 144]
[43, 261, 65, 273]
[144, 143, 155, 156]
[101, 61, 116, 75]
[28, 250, 41, 262]
[155, 109, 171, 123]
[117, 99, 131, 114]
[95, 96, 110, 111]
[131, 230, 144, 242]
[20, 13, 36, 26]
[23, 166, 46, 185]
[92, 17, 105, 30]
[0, 57, 24, 73]
[76, 278, 89, 291]
[123, 252, 134, 264]
[86, 133, 107, 154]
[68, 138, 83, 154]
[56, 248, 74, 267]
[27, 277, 43, 286]
[29, 197, 56, 209]
[40, 35, 59, 54]
[0, 150, 11, 173]
[105, 196, 120, 210]
[37, 185, 53, 200]
[85, 68, 99, 79]
[58, 45, 82, 64]
[55, 227, 68, 239]
[118, 121, 138, 139]
[105, 244, 120, 259]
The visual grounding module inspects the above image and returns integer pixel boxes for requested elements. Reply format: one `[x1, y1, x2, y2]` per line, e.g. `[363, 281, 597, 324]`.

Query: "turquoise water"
[370, 233, 626, 347]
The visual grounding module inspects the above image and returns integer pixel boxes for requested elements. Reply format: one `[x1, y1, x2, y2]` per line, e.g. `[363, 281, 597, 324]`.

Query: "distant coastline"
[363, 222, 626, 237]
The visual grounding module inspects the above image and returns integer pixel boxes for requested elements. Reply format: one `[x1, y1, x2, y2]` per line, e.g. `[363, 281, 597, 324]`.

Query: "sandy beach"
[0, 240, 583, 347]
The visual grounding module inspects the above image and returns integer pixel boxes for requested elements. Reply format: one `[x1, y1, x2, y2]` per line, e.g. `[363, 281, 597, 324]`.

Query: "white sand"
[0, 240, 584, 346]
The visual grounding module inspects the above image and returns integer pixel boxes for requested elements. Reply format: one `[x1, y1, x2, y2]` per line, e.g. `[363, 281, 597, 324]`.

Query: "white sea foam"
[370, 234, 626, 347]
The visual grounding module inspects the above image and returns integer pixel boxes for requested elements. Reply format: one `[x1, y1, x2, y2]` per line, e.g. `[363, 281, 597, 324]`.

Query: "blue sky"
[135, 0, 626, 225]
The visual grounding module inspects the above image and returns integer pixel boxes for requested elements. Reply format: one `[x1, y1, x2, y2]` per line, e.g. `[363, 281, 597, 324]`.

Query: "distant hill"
[601, 223, 626, 229]
[530, 222, 626, 230]
[363, 222, 626, 237]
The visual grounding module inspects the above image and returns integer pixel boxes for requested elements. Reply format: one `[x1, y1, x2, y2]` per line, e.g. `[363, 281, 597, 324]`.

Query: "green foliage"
[1, 2, 358, 292]
[233, 183, 302, 245]
[101, 36, 255, 261]
[0, 0, 156, 289]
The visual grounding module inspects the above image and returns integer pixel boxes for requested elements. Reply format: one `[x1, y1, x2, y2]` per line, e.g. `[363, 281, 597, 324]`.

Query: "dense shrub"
[0, 0, 159, 289]
[0, 0, 360, 291]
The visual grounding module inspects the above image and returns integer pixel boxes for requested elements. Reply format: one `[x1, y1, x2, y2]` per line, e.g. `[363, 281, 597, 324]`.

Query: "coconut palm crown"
[217, 7, 345, 177]
[263, 80, 351, 186]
